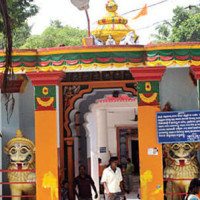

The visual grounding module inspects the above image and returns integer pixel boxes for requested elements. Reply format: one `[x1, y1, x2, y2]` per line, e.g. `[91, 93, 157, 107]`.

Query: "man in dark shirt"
[74, 165, 98, 200]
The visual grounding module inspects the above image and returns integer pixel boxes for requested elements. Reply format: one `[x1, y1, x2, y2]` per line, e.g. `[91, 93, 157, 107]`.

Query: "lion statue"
[163, 143, 199, 200]
[4, 130, 36, 200]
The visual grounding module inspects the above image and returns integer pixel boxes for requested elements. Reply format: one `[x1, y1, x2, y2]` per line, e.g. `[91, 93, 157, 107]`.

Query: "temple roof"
[92, 0, 137, 44]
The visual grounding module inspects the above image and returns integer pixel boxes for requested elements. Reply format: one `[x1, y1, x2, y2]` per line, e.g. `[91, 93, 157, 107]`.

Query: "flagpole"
[85, 9, 90, 37]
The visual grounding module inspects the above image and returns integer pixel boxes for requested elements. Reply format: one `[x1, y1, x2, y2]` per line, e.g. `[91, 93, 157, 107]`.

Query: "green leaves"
[0, 22, 31, 49]
[0, 0, 38, 32]
[21, 20, 88, 49]
[151, 6, 200, 43]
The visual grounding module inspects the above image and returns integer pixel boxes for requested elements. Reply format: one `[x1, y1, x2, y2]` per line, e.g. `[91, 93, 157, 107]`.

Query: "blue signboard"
[100, 147, 106, 153]
[156, 110, 200, 143]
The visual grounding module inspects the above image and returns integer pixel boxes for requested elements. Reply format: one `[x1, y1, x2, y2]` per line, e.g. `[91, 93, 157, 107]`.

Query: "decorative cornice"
[27, 71, 65, 86]
[190, 65, 200, 80]
[1, 42, 200, 56]
[0, 74, 24, 93]
[145, 42, 200, 50]
[129, 66, 166, 81]
[2, 42, 200, 73]
[98, 95, 137, 103]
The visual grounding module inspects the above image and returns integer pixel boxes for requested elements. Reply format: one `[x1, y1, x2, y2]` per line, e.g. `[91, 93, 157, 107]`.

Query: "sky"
[28, 0, 200, 44]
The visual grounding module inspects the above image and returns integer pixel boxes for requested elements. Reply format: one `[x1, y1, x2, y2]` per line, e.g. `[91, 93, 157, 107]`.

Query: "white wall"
[1, 79, 35, 195]
[160, 68, 199, 111]
[107, 109, 137, 155]
[19, 80, 35, 142]
[84, 99, 138, 199]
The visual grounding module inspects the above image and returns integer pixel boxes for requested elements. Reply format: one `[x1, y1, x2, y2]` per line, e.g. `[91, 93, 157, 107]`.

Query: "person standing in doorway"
[125, 158, 135, 193]
[101, 157, 125, 200]
[74, 165, 98, 200]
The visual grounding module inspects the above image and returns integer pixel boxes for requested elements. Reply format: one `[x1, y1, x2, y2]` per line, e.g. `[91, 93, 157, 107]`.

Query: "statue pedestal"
[82, 37, 94, 46]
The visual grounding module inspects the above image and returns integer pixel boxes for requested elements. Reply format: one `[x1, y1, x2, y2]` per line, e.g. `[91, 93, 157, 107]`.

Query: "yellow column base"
[138, 106, 164, 200]
[35, 111, 59, 200]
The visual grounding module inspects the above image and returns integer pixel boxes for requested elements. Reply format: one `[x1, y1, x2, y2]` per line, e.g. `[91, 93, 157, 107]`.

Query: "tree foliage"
[0, 0, 38, 32]
[0, 23, 31, 49]
[21, 20, 88, 49]
[150, 20, 171, 44]
[0, 0, 38, 49]
[151, 6, 200, 43]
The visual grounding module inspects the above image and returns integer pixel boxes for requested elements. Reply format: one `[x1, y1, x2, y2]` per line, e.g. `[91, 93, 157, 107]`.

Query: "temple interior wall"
[160, 67, 198, 111]
[1, 79, 35, 194]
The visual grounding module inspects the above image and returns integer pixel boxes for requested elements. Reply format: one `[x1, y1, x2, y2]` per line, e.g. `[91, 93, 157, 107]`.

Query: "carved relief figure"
[163, 143, 199, 200]
[4, 130, 36, 200]
[64, 85, 80, 109]
[91, 35, 104, 45]
[106, 35, 116, 45]
[119, 31, 139, 45]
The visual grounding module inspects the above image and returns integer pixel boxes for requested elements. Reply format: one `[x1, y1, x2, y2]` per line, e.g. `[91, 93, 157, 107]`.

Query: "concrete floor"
[100, 176, 140, 200]
[126, 176, 140, 200]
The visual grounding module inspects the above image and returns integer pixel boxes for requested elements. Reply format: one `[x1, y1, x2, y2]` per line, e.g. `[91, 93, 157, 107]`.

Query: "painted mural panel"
[118, 128, 138, 164]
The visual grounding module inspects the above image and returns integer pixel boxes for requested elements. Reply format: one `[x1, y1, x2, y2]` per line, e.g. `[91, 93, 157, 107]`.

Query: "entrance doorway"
[117, 128, 140, 200]
[60, 72, 137, 199]
[131, 140, 139, 175]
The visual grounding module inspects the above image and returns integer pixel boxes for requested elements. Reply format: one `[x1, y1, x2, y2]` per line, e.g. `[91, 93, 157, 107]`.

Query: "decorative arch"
[59, 80, 137, 197]
[62, 80, 137, 137]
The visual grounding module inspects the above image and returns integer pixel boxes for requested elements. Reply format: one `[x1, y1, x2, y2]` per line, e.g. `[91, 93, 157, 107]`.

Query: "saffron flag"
[132, 4, 148, 20]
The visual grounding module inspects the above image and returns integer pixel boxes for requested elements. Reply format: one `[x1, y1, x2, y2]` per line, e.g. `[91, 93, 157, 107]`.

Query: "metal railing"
[163, 178, 193, 198]
[0, 169, 36, 198]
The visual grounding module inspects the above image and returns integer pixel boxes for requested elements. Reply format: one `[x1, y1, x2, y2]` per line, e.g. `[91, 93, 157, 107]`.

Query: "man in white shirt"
[101, 157, 125, 200]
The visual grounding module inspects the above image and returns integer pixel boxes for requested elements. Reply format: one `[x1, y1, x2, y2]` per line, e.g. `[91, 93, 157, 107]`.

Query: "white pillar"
[85, 112, 100, 198]
[96, 109, 109, 165]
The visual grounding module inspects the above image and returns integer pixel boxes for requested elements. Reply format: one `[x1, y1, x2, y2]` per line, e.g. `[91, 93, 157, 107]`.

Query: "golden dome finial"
[16, 129, 24, 138]
[106, 0, 118, 12]
[92, 0, 138, 44]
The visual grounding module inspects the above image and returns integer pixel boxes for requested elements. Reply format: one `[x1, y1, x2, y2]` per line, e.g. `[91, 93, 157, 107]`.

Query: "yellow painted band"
[139, 93, 158, 103]
[1, 59, 200, 73]
[0, 51, 37, 56]
[37, 47, 144, 55]
[0, 62, 142, 73]
[1, 44, 200, 57]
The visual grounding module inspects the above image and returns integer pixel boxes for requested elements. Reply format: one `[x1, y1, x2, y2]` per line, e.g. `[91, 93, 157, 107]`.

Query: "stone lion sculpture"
[163, 143, 199, 200]
[4, 130, 36, 200]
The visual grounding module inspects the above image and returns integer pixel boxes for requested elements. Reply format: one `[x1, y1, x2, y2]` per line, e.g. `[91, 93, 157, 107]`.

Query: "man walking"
[101, 157, 125, 200]
[74, 165, 98, 200]
[125, 158, 134, 193]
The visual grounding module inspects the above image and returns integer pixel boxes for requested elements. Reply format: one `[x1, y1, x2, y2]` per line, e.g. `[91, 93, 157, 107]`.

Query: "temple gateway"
[1, 0, 200, 200]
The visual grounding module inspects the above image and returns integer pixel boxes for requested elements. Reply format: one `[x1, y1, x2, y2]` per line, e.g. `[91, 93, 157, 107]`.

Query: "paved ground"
[126, 175, 140, 200]
[100, 176, 140, 200]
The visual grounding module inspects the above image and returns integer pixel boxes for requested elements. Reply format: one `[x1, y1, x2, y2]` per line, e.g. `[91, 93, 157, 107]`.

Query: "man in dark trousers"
[74, 165, 98, 200]
[101, 157, 125, 200]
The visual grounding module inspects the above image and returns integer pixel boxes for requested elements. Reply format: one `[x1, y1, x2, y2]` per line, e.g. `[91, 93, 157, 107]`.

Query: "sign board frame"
[156, 110, 200, 144]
